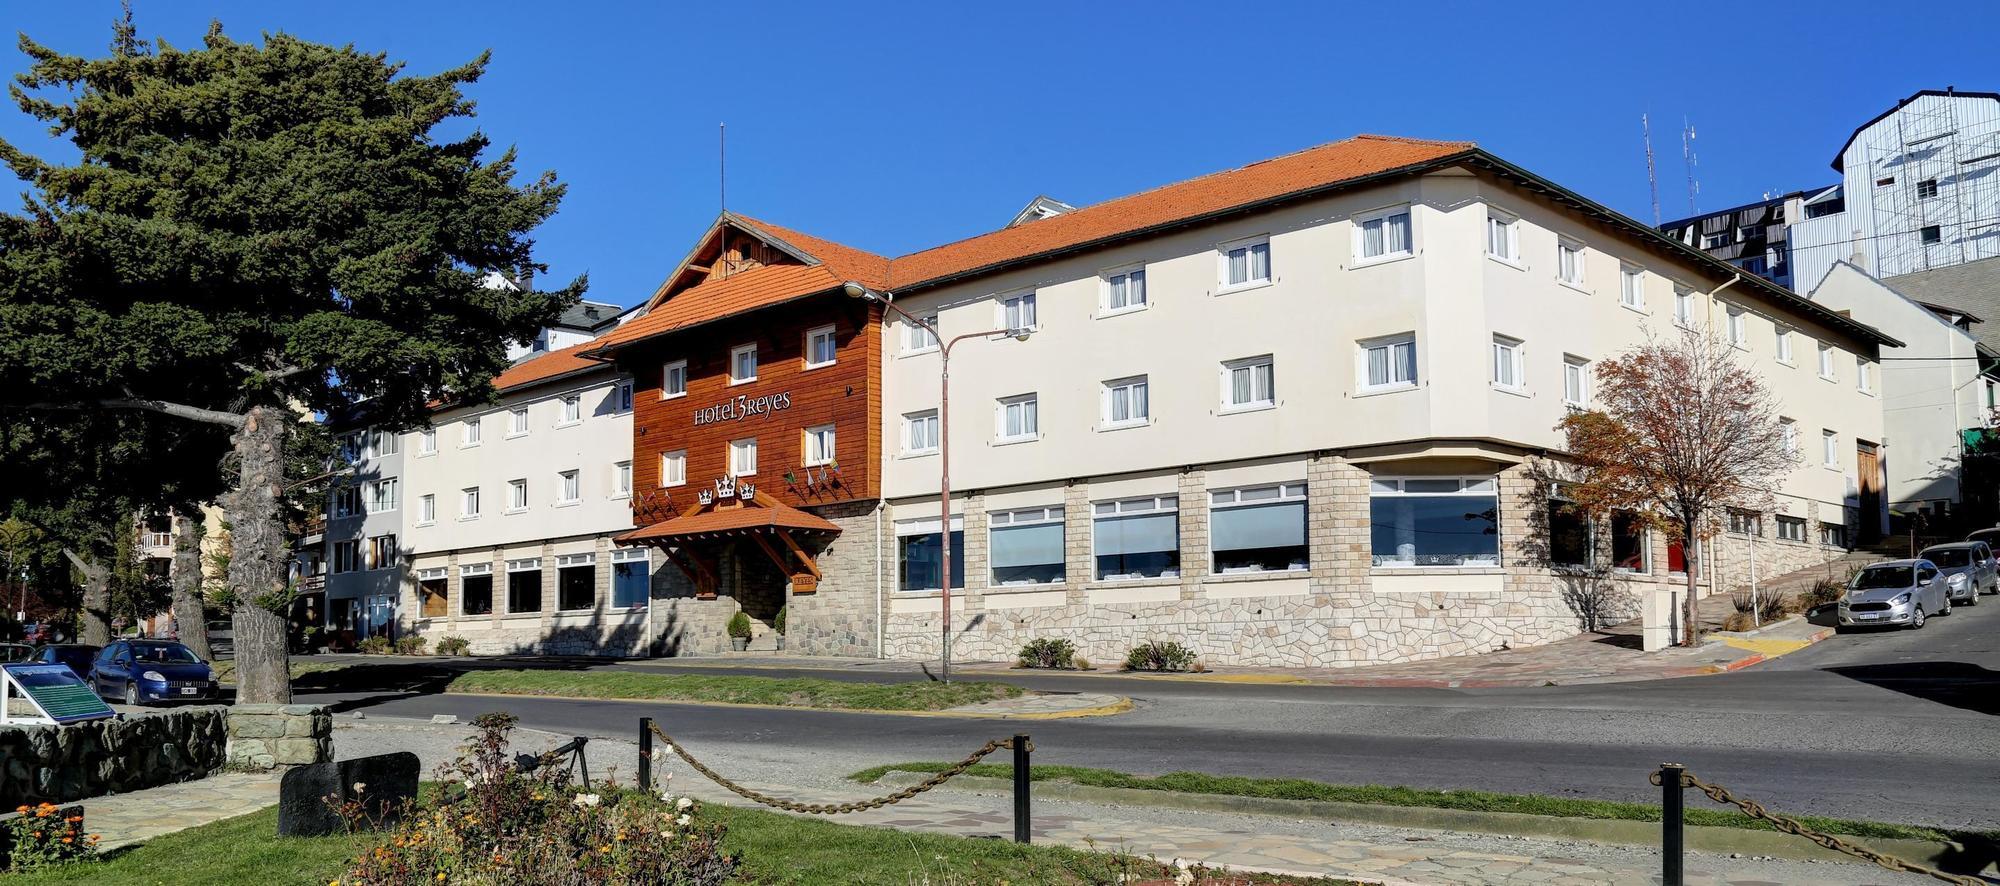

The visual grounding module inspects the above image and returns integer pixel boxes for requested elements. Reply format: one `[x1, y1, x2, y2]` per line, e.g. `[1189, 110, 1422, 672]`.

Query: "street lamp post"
[844, 281, 1028, 683]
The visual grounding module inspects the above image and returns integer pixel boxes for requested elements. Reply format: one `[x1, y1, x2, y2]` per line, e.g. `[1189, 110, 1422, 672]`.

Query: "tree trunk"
[171, 513, 211, 661]
[1683, 529, 1701, 647]
[225, 405, 292, 704]
[71, 549, 111, 646]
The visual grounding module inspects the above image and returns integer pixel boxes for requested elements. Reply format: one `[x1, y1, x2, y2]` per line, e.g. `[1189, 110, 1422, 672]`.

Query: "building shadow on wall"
[1520, 462, 1643, 638]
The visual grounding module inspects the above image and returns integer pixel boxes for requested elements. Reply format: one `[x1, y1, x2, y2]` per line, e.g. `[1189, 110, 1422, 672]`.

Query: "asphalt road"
[292, 600, 2000, 830]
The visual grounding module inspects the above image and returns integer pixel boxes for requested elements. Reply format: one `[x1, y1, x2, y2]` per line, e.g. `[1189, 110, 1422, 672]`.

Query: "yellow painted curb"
[1718, 636, 1810, 657]
[441, 689, 1133, 720]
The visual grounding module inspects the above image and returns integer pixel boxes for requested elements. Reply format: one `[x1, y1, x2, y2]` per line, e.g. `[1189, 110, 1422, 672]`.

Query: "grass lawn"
[212, 659, 351, 685]
[0, 803, 1348, 886]
[446, 669, 1022, 712]
[851, 762, 1993, 846]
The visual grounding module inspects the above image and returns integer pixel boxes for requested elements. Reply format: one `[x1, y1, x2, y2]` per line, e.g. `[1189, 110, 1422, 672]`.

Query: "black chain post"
[1661, 763, 1685, 886]
[1012, 734, 1031, 844]
[639, 717, 654, 792]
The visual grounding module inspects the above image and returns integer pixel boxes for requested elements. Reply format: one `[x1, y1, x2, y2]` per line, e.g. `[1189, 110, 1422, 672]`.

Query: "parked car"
[20, 623, 63, 645]
[0, 643, 32, 664]
[1967, 527, 2000, 550]
[28, 644, 101, 680]
[1918, 542, 1995, 605]
[1839, 559, 1952, 630]
[203, 619, 234, 658]
[90, 640, 218, 705]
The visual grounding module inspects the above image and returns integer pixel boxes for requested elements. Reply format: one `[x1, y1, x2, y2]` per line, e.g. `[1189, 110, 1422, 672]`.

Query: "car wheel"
[124, 681, 138, 706]
[1969, 592, 1979, 607]
[1910, 606, 1927, 630]
[1943, 594, 1954, 616]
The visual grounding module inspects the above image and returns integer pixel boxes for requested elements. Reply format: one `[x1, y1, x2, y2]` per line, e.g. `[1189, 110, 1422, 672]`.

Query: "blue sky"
[7, 1, 1998, 308]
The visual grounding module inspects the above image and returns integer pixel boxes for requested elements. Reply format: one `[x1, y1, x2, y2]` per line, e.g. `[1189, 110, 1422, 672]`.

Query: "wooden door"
[1857, 441, 1883, 544]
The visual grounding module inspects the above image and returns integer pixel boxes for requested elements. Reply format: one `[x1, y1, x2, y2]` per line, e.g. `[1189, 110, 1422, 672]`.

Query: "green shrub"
[774, 605, 787, 635]
[393, 635, 427, 655]
[1016, 637, 1077, 669]
[435, 635, 471, 656]
[1124, 640, 1197, 672]
[726, 611, 753, 639]
[356, 635, 392, 655]
[1801, 578, 1844, 611]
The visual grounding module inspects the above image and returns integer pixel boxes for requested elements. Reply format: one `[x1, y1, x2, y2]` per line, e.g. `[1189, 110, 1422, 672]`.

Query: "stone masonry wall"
[225, 704, 332, 770]
[788, 499, 885, 657]
[0, 707, 226, 806]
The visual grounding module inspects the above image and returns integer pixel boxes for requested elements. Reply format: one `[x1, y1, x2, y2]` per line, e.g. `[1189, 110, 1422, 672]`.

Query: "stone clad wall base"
[226, 704, 333, 771]
[0, 707, 227, 807]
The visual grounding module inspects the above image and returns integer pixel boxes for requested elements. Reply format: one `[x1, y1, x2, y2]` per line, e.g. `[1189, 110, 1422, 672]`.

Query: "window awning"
[615, 485, 840, 598]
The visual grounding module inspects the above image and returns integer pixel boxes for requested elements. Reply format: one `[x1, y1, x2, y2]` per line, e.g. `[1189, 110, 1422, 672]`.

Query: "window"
[1780, 418, 1798, 456]
[417, 493, 436, 524]
[1369, 477, 1499, 567]
[1221, 237, 1272, 288]
[507, 478, 528, 511]
[1818, 342, 1836, 379]
[1556, 238, 1583, 284]
[1856, 357, 1873, 393]
[804, 424, 836, 465]
[418, 568, 449, 618]
[508, 407, 529, 436]
[1822, 429, 1839, 467]
[729, 438, 757, 476]
[1093, 495, 1179, 580]
[1611, 510, 1647, 572]
[341, 433, 365, 463]
[660, 360, 687, 399]
[729, 343, 758, 385]
[557, 553, 595, 611]
[506, 559, 542, 613]
[1211, 483, 1308, 573]
[1360, 334, 1418, 391]
[990, 507, 1064, 585]
[1491, 335, 1524, 390]
[1548, 491, 1591, 566]
[617, 381, 634, 412]
[559, 395, 581, 425]
[364, 479, 396, 515]
[1104, 267, 1147, 312]
[1701, 233, 1729, 249]
[903, 410, 940, 455]
[557, 469, 580, 504]
[367, 534, 397, 571]
[1101, 376, 1150, 428]
[1728, 509, 1761, 536]
[1775, 326, 1793, 363]
[418, 428, 437, 455]
[1776, 515, 1808, 542]
[1620, 266, 1645, 308]
[1917, 178, 1938, 199]
[332, 540, 360, 574]
[897, 517, 965, 592]
[1486, 211, 1519, 262]
[997, 395, 1038, 442]
[1726, 306, 1746, 345]
[1218, 356, 1277, 412]
[460, 486, 481, 518]
[331, 485, 360, 519]
[462, 417, 482, 446]
[610, 549, 649, 608]
[1673, 287, 1695, 326]
[460, 563, 493, 615]
[373, 430, 399, 456]
[1921, 225, 1942, 245]
[903, 315, 939, 354]
[1820, 522, 1847, 548]
[614, 461, 632, 497]
[1356, 208, 1412, 261]
[659, 450, 686, 487]
[1876, 176, 1896, 187]
[805, 325, 837, 368]
[1563, 355, 1589, 406]
[1001, 292, 1038, 332]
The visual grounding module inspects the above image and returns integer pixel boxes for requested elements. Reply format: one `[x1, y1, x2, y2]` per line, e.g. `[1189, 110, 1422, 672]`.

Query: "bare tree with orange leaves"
[1557, 331, 1795, 646]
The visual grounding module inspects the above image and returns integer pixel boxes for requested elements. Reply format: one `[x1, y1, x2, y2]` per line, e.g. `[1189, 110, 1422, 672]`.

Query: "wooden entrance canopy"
[615, 480, 840, 598]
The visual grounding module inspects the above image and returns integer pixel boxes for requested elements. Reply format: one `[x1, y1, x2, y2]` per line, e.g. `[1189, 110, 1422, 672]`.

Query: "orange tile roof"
[590, 263, 846, 352]
[616, 499, 842, 544]
[490, 341, 604, 392]
[732, 215, 891, 288]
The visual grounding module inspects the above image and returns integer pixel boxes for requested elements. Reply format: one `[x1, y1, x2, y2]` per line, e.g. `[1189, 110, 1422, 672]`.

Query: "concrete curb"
[873, 772, 1994, 874]
[441, 689, 1133, 720]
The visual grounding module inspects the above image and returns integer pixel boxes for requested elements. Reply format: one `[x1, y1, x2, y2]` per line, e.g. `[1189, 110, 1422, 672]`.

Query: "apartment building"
[1659, 192, 1820, 291]
[320, 424, 406, 646]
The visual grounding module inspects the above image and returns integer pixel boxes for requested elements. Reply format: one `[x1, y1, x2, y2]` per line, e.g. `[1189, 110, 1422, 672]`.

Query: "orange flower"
[61, 837, 73, 844]
[13, 805, 26, 814]
[35, 807, 52, 818]
[66, 815, 82, 823]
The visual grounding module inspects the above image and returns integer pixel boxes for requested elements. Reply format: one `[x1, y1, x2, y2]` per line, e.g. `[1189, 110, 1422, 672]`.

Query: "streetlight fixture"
[844, 281, 1030, 683]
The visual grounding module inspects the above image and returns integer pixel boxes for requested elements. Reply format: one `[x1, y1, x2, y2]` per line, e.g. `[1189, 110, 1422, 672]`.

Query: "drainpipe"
[874, 498, 885, 659]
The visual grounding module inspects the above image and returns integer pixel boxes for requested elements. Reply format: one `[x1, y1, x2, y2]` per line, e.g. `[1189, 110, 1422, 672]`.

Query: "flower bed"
[2, 803, 98, 872]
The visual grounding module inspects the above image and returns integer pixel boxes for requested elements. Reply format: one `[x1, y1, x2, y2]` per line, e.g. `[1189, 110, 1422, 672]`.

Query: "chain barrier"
[1651, 768, 1983, 886]
[646, 721, 1028, 815]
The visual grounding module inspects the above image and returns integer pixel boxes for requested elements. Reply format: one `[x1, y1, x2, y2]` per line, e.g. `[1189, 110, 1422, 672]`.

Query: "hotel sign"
[693, 391, 793, 426]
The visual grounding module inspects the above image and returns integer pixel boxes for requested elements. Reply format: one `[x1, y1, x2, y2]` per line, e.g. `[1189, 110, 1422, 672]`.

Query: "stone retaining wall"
[0, 707, 226, 807]
[225, 704, 332, 770]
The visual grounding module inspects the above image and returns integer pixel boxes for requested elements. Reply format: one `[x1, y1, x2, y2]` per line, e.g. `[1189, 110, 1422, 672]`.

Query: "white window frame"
[1822, 429, 1839, 468]
[331, 484, 360, 519]
[1775, 326, 1794, 364]
[1817, 342, 1837, 381]
[558, 394, 582, 426]
[366, 478, 399, 514]
[902, 314, 939, 355]
[1556, 237, 1585, 286]
[1353, 205, 1413, 265]
[332, 540, 360, 574]
[418, 428, 437, 455]
[368, 534, 398, 572]
[902, 410, 940, 456]
[804, 324, 837, 369]
[1619, 265, 1646, 310]
[1562, 355, 1589, 407]
[506, 478, 528, 512]
[1101, 265, 1148, 315]
[1209, 482, 1310, 574]
[659, 450, 686, 487]
[1776, 515, 1808, 543]
[557, 469, 580, 505]
[373, 430, 399, 457]
[988, 506, 1066, 586]
[460, 486, 481, 520]
[1856, 357, 1873, 393]
[417, 493, 436, 525]
[660, 360, 688, 399]
[1368, 476, 1502, 568]
[729, 437, 757, 477]
[729, 343, 758, 386]
[1491, 335, 1525, 391]
[1100, 375, 1150, 430]
[998, 290, 1038, 333]
[613, 461, 632, 498]
[461, 416, 483, 447]
[1358, 333, 1419, 393]
[1218, 235, 1273, 291]
[804, 424, 836, 466]
[1780, 418, 1799, 456]
[1485, 210, 1520, 264]
[1726, 305, 1747, 346]
[1220, 355, 1276, 413]
[996, 394, 1039, 443]
[1091, 494, 1181, 581]
[616, 381, 634, 412]
[1673, 286, 1696, 328]
[507, 406, 530, 437]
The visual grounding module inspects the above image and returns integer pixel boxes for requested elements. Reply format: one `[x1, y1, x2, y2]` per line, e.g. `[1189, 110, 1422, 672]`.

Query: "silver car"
[1918, 542, 1995, 605]
[1839, 559, 1952, 629]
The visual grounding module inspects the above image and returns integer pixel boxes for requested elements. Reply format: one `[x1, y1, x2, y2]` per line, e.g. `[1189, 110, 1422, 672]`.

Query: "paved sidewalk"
[72, 770, 282, 850]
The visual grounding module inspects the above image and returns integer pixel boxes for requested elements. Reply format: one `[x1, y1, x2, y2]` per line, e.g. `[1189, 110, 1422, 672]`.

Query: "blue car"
[29, 643, 101, 680]
[91, 640, 219, 705]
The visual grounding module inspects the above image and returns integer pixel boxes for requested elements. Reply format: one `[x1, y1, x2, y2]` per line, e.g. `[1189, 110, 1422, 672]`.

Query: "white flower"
[463, 779, 475, 791]
[675, 797, 693, 811]
[660, 790, 675, 803]
[352, 782, 366, 793]
[675, 814, 691, 827]
[573, 793, 601, 808]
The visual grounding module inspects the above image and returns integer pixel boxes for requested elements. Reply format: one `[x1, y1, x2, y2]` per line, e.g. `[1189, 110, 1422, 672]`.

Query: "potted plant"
[773, 605, 787, 651]
[726, 611, 752, 652]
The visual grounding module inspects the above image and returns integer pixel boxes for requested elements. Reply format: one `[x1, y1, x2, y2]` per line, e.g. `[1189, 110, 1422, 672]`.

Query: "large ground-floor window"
[897, 517, 964, 592]
[557, 553, 596, 611]
[507, 559, 542, 613]
[1211, 483, 1308, 573]
[460, 563, 493, 615]
[1611, 510, 1648, 572]
[417, 567, 449, 618]
[1369, 477, 1499, 567]
[990, 506, 1064, 585]
[611, 549, 650, 607]
[1093, 495, 1179, 580]
[1547, 491, 1591, 567]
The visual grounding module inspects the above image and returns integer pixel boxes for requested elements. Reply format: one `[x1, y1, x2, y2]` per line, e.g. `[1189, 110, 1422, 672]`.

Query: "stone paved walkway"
[72, 770, 282, 851]
[941, 690, 1129, 717]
